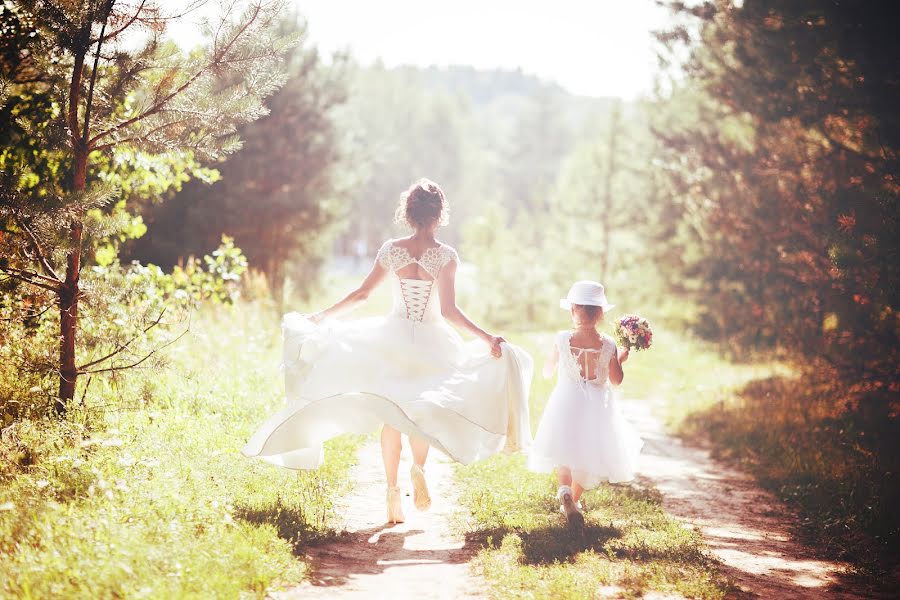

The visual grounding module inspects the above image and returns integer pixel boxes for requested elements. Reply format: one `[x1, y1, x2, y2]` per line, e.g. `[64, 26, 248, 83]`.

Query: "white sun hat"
[559, 280, 614, 311]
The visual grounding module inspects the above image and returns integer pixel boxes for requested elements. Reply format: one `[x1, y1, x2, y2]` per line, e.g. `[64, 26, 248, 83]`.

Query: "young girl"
[527, 281, 644, 524]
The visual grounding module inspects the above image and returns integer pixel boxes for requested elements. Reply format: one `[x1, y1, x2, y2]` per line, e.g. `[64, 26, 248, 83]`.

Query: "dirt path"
[271, 402, 871, 599]
[273, 440, 484, 599]
[627, 400, 869, 599]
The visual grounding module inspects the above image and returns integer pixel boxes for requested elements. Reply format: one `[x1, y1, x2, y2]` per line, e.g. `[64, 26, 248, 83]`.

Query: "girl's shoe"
[386, 486, 405, 523]
[410, 464, 432, 511]
[559, 501, 583, 513]
[557, 485, 584, 528]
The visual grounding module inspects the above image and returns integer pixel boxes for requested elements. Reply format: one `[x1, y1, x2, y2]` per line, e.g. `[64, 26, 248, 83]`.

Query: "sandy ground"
[271, 402, 874, 599]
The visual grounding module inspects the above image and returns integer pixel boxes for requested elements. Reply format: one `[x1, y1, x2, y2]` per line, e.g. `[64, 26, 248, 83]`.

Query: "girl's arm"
[437, 259, 505, 358]
[542, 341, 560, 379]
[608, 345, 628, 385]
[310, 259, 387, 322]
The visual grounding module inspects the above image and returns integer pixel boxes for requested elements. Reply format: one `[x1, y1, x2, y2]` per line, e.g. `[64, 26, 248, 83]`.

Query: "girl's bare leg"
[556, 466, 584, 525]
[381, 425, 402, 487]
[557, 466, 573, 487]
[572, 482, 585, 503]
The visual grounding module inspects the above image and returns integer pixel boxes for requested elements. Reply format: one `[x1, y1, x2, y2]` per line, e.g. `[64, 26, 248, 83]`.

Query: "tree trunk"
[57, 146, 87, 412]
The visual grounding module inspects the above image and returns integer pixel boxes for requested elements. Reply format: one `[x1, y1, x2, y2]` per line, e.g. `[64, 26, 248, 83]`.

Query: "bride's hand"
[618, 346, 630, 363]
[308, 312, 326, 324]
[487, 335, 506, 359]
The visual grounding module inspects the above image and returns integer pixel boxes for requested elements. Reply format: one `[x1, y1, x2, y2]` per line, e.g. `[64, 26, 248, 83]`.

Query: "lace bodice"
[376, 241, 458, 279]
[375, 240, 458, 322]
[558, 331, 616, 385]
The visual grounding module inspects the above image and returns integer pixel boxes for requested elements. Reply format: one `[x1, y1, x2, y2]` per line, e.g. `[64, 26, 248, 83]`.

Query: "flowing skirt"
[528, 379, 643, 487]
[242, 313, 533, 469]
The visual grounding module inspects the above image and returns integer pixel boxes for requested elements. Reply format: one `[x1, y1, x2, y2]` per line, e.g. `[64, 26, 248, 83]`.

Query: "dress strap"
[376, 240, 393, 270]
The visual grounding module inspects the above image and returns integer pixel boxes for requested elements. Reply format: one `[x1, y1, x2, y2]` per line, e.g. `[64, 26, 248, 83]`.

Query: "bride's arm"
[310, 260, 387, 322]
[437, 259, 505, 358]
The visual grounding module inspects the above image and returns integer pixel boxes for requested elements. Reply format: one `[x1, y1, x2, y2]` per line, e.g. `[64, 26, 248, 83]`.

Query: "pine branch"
[92, 117, 192, 150]
[14, 216, 62, 281]
[0, 266, 61, 292]
[821, 128, 886, 164]
[95, 0, 211, 43]
[0, 298, 55, 322]
[94, 0, 147, 43]
[77, 307, 166, 370]
[0, 263, 61, 285]
[88, 1, 267, 147]
[80, 315, 191, 375]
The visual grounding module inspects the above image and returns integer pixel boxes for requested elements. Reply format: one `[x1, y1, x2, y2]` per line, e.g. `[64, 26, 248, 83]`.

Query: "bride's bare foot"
[386, 486, 405, 523]
[410, 464, 432, 511]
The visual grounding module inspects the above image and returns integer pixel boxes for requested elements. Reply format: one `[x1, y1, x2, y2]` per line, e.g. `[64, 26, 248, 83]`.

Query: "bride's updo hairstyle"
[394, 178, 450, 230]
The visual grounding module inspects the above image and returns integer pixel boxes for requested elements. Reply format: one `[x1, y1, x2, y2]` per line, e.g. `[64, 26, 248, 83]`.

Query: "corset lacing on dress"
[376, 240, 459, 332]
[399, 279, 433, 322]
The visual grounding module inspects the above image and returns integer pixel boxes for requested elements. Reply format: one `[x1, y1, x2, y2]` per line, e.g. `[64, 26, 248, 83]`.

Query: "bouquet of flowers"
[614, 314, 653, 351]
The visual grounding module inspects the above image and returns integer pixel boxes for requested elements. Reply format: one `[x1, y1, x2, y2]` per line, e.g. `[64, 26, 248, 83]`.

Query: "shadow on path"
[304, 523, 474, 588]
[269, 442, 485, 599]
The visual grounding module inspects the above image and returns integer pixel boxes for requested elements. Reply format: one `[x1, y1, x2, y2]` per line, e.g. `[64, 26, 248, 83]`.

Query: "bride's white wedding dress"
[242, 240, 534, 469]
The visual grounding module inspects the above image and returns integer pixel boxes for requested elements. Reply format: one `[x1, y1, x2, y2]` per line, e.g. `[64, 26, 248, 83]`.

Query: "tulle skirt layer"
[242, 313, 533, 469]
[527, 380, 643, 487]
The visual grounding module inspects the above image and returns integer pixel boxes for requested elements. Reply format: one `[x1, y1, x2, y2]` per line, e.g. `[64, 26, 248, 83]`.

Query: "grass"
[455, 455, 728, 599]
[452, 329, 733, 600]
[0, 301, 363, 599]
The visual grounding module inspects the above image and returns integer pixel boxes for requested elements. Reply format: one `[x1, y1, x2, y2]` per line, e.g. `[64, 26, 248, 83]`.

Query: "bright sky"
[298, 0, 670, 99]
[165, 0, 673, 99]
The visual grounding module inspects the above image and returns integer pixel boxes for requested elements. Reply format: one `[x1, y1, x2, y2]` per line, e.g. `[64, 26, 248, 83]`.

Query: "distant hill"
[371, 63, 627, 142]
[414, 64, 566, 104]
[398, 63, 623, 111]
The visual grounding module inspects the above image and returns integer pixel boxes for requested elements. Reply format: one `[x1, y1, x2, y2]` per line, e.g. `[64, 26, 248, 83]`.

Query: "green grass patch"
[454, 454, 727, 599]
[0, 301, 363, 598]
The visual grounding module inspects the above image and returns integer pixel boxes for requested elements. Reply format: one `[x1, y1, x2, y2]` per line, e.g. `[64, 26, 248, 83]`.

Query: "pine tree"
[0, 0, 293, 411]
[653, 0, 899, 376]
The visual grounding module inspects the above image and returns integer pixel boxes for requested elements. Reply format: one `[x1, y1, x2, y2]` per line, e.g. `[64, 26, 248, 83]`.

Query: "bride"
[243, 178, 533, 523]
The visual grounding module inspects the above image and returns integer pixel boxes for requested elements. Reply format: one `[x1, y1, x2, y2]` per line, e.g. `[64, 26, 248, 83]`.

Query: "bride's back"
[391, 238, 446, 281]
[376, 239, 459, 323]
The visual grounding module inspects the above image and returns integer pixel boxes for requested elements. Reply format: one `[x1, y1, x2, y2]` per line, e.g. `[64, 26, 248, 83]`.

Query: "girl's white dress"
[528, 331, 643, 487]
[242, 241, 534, 469]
